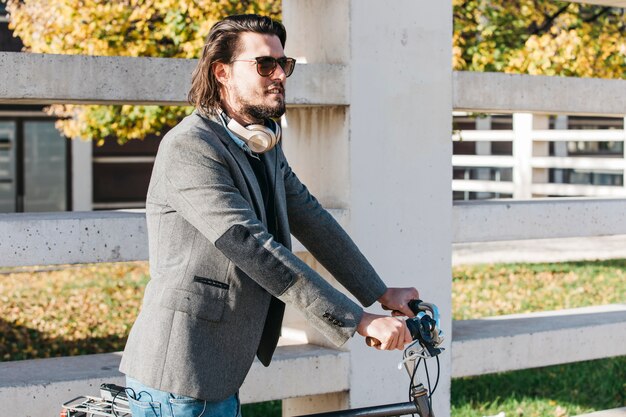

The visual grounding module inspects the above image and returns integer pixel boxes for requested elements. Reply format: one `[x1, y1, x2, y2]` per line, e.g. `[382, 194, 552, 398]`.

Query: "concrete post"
[513, 113, 533, 199]
[553, 115, 569, 184]
[622, 117, 626, 188]
[282, 1, 452, 415]
[71, 138, 92, 211]
[475, 116, 492, 199]
[281, 1, 352, 415]
[347, 1, 452, 415]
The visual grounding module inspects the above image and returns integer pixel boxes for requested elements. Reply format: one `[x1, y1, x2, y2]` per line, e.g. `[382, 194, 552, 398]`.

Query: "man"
[120, 14, 419, 417]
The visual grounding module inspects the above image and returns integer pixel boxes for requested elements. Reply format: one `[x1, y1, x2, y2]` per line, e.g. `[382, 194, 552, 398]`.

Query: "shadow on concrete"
[0, 318, 127, 362]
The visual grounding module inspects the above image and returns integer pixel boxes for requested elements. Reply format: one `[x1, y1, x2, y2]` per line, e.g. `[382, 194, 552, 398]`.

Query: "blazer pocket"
[193, 275, 230, 290]
[160, 288, 226, 322]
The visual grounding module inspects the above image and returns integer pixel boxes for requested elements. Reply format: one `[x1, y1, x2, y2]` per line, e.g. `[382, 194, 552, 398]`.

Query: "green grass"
[452, 259, 626, 320]
[1, 259, 624, 416]
[451, 260, 626, 417]
[242, 400, 282, 417]
[452, 357, 625, 417]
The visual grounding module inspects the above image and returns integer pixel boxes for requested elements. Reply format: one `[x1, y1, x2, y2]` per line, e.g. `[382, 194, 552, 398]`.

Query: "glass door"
[23, 121, 67, 211]
[0, 121, 16, 212]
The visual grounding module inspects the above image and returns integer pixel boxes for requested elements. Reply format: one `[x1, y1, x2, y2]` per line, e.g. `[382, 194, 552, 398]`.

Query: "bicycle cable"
[408, 356, 422, 417]
[424, 357, 433, 413]
[429, 355, 441, 398]
[110, 387, 135, 417]
[407, 352, 441, 416]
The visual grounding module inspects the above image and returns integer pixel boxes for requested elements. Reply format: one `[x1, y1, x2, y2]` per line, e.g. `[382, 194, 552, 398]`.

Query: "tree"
[5, 1, 624, 144]
[453, 0, 625, 78]
[5, 0, 280, 144]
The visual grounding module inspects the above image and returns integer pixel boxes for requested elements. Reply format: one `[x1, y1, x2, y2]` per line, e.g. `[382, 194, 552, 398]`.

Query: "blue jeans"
[125, 376, 242, 417]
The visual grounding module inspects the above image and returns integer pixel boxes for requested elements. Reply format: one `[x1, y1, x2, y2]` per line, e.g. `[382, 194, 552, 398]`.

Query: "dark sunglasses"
[232, 56, 296, 77]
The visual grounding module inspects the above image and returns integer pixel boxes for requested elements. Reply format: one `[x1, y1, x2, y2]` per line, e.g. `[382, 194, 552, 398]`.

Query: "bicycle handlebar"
[365, 299, 443, 357]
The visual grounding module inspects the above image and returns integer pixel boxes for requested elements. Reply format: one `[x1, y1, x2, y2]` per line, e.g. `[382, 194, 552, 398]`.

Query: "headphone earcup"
[244, 124, 276, 153]
[226, 118, 279, 153]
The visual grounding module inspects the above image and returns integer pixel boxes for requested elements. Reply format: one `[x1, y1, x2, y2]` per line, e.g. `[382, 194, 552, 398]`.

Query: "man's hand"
[357, 312, 412, 350]
[378, 287, 420, 317]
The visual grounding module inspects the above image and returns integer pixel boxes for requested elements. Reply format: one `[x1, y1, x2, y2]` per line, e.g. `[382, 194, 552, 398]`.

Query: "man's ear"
[213, 62, 230, 85]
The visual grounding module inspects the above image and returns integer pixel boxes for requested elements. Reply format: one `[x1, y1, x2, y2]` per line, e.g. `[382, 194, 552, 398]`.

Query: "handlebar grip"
[408, 299, 423, 315]
[365, 300, 424, 347]
[382, 299, 423, 316]
[365, 336, 381, 347]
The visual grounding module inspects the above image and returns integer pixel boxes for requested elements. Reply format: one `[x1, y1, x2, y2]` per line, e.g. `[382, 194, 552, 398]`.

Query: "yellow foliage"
[453, 0, 625, 79]
[0, 262, 150, 360]
[7, 0, 280, 58]
[5, 0, 624, 143]
[5, 0, 281, 144]
[506, 18, 625, 79]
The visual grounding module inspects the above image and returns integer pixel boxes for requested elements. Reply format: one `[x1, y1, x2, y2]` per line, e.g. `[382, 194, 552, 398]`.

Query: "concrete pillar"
[553, 115, 569, 184]
[347, 1, 452, 415]
[281, 1, 352, 414]
[282, 1, 452, 415]
[623, 117, 626, 190]
[532, 115, 550, 195]
[282, 392, 349, 417]
[280, 106, 350, 209]
[513, 113, 533, 199]
[71, 138, 92, 211]
[282, 0, 349, 66]
[475, 116, 492, 199]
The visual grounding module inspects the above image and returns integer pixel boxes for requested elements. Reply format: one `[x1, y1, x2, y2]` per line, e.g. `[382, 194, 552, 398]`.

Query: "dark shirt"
[245, 152, 278, 239]
[245, 151, 285, 364]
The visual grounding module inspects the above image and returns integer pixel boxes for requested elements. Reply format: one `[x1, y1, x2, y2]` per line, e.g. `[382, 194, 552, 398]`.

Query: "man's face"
[220, 32, 287, 123]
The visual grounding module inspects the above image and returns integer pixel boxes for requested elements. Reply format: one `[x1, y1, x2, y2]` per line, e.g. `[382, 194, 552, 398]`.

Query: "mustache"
[266, 83, 284, 92]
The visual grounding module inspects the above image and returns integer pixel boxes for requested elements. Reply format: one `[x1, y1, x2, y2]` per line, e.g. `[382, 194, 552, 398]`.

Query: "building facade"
[0, 6, 163, 212]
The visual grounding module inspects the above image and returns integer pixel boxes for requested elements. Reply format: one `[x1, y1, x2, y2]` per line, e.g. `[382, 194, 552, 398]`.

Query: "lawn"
[451, 260, 625, 417]
[1, 260, 624, 416]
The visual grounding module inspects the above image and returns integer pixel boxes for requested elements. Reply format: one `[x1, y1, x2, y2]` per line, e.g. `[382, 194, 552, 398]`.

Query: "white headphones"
[220, 112, 281, 154]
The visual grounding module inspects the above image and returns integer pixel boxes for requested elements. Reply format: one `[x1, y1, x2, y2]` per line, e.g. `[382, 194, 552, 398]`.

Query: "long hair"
[187, 14, 287, 115]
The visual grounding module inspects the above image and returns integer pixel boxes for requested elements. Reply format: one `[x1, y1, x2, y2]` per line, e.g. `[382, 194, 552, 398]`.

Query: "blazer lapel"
[201, 114, 266, 224]
[264, 146, 291, 250]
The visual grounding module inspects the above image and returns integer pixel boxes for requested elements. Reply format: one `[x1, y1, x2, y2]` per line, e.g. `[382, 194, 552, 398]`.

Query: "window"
[0, 121, 16, 211]
[0, 117, 69, 213]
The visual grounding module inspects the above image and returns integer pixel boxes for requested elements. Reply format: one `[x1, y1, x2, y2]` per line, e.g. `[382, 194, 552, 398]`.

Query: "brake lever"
[406, 300, 444, 356]
[381, 304, 405, 316]
[366, 299, 444, 352]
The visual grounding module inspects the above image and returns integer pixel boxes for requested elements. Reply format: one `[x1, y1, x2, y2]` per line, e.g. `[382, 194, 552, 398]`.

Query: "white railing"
[453, 117, 626, 198]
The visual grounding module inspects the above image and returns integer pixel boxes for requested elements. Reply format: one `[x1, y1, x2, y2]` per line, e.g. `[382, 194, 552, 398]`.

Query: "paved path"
[453, 234, 626, 265]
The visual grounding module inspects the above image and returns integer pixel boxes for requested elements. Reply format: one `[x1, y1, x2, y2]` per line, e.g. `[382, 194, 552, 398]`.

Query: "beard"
[243, 100, 286, 120]
[231, 83, 286, 121]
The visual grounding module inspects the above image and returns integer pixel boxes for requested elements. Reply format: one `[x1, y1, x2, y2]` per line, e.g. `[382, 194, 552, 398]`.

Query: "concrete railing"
[452, 72, 626, 116]
[3, 175, 626, 414]
[0, 344, 350, 417]
[3, 52, 626, 115]
[2, 205, 626, 413]
[4, 302, 623, 415]
[0, 52, 348, 106]
[452, 304, 626, 377]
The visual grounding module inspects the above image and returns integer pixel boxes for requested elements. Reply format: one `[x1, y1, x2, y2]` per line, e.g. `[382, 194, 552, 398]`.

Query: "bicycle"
[60, 300, 444, 417]
[294, 299, 444, 417]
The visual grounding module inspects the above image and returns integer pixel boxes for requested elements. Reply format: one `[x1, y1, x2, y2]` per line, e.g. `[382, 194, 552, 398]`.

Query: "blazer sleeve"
[159, 132, 364, 347]
[279, 147, 388, 307]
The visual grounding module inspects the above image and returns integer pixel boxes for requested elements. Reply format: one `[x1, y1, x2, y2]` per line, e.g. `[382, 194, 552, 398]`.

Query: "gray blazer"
[119, 111, 387, 401]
